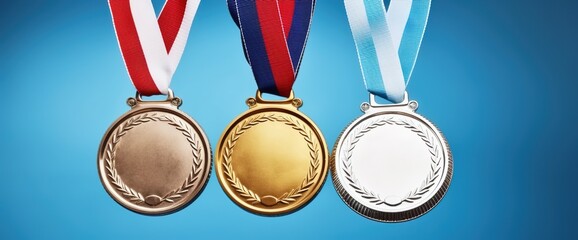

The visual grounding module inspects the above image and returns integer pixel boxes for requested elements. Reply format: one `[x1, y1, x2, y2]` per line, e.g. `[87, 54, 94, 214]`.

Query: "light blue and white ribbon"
[344, 0, 431, 103]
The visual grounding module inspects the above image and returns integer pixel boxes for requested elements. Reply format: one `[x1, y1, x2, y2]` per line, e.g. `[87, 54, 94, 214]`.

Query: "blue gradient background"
[0, 0, 576, 239]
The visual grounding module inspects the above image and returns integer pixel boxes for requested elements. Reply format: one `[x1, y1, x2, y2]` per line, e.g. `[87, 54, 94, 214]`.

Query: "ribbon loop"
[344, 0, 431, 103]
[228, 0, 315, 97]
[109, 0, 200, 96]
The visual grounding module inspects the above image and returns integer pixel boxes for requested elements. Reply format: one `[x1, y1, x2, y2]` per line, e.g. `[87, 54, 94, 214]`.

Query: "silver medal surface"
[331, 94, 452, 222]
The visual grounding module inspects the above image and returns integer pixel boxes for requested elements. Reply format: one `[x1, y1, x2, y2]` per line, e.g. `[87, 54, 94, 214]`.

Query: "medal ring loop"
[369, 92, 409, 107]
[131, 89, 182, 107]
[366, 92, 418, 111]
[249, 90, 302, 108]
[135, 88, 175, 102]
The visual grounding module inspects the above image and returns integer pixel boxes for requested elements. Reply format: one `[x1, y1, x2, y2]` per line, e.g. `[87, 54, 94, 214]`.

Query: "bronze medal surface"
[216, 91, 328, 215]
[98, 93, 211, 215]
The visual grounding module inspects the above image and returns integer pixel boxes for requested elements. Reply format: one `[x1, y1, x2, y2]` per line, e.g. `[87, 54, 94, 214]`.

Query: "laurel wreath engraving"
[341, 116, 442, 207]
[104, 113, 204, 206]
[222, 114, 320, 206]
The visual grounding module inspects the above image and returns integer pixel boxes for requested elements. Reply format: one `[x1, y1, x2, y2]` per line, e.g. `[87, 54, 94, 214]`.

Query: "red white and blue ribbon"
[109, 0, 200, 96]
[227, 0, 315, 97]
[345, 0, 431, 103]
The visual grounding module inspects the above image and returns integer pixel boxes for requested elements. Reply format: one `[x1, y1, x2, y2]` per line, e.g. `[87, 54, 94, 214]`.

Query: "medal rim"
[97, 101, 212, 215]
[215, 101, 329, 216]
[331, 104, 453, 222]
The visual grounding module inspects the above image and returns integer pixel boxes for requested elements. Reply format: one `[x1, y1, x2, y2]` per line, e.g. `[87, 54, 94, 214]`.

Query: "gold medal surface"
[97, 91, 211, 215]
[216, 91, 328, 215]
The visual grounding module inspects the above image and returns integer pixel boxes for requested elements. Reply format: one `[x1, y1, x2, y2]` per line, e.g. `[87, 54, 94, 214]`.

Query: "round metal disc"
[98, 100, 211, 215]
[331, 104, 452, 222]
[216, 98, 328, 215]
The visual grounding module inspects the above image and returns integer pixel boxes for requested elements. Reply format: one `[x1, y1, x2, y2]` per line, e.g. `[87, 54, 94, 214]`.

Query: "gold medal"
[97, 91, 211, 215]
[215, 91, 328, 215]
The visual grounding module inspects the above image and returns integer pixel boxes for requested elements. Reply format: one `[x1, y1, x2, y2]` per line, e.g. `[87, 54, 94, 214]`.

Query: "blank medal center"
[232, 120, 311, 197]
[115, 118, 194, 196]
[352, 122, 431, 197]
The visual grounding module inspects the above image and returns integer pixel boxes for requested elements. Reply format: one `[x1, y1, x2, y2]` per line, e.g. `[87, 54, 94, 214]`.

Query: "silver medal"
[331, 93, 452, 222]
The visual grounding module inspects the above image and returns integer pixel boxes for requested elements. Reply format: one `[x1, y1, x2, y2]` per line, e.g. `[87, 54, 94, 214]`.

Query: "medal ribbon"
[344, 0, 431, 103]
[227, 0, 315, 97]
[109, 0, 201, 96]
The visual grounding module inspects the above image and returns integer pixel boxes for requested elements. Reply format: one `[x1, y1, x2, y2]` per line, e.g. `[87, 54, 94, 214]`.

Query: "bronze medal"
[98, 91, 211, 215]
[215, 91, 328, 215]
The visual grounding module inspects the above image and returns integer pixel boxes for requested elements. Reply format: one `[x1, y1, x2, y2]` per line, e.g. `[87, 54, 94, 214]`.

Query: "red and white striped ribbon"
[109, 0, 200, 96]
